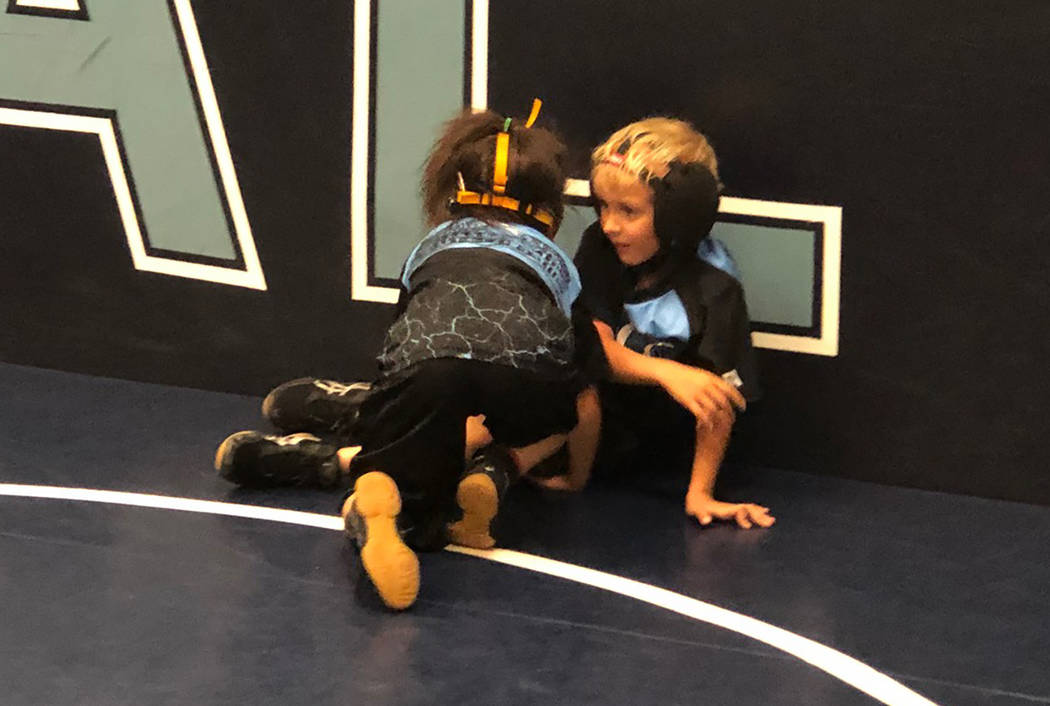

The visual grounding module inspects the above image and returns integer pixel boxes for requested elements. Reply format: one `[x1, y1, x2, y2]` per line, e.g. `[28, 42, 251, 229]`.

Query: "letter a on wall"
[0, 0, 266, 289]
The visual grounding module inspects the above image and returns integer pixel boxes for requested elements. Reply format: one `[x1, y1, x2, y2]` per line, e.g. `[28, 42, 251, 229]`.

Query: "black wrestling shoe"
[447, 445, 517, 549]
[261, 378, 372, 436]
[214, 431, 344, 488]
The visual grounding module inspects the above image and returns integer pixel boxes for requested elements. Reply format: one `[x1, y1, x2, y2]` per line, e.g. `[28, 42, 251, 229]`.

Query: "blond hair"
[590, 117, 720, 187]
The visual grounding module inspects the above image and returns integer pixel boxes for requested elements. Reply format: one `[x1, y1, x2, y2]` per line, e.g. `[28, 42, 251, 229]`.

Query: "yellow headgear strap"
[493, 131, 510, 194]
[524, 98, 542, 128]
[491, 98, 539, 193]
[454, 99, 554, 229]
[454, 190, 554, 227]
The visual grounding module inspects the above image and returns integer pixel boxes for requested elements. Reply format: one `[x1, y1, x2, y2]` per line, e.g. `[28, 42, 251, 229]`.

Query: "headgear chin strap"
[622, 247, 674, 291]
[453, 99, 556, 229]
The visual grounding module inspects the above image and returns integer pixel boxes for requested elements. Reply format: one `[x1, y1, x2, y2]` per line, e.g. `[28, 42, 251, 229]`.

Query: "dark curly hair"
[421, 109, 568, 236]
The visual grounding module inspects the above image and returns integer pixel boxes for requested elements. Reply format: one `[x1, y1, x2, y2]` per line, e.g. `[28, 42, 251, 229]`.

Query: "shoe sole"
[448, 473, 498, 549]
[354, 471, 419, 610]
[214, 430, 257, 482]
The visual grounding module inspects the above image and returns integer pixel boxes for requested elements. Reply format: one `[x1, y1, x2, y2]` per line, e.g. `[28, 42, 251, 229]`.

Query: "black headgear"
[593, 135, 721, 259]
[649, 160, 720, 255]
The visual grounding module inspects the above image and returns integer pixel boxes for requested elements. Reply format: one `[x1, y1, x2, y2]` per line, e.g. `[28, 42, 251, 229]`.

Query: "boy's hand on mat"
[685, 492, 775, 529]
[660, 364, 745, 428]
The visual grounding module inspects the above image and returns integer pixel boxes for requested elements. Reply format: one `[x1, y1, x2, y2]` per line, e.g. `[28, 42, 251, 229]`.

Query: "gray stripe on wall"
[712, 221, 815, 329]
[373, 0, 465, 279]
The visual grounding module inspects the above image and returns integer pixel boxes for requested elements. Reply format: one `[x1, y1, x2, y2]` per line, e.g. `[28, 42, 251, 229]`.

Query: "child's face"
[592, 165, 661, 266]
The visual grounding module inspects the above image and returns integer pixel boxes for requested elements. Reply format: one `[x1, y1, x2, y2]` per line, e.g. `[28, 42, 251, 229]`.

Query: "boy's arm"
[593, 319, 772, 529]
[592, 319, 745, 427]
[684, 413, 775, 529]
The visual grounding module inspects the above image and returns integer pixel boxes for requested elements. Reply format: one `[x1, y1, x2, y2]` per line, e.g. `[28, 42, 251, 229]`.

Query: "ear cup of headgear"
[650, 161, 720, 255]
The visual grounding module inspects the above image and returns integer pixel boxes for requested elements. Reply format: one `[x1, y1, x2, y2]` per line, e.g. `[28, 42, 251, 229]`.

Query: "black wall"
[3, 1, 1049, 504]
[490, 1, 1050, 505]
[2, 3, 391, 391]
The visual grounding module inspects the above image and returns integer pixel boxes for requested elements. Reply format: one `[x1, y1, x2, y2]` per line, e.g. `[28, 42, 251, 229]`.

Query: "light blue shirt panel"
[623, 290, 691, 342]
[697, 237, 741, 281]
[401, 219, 581, 316]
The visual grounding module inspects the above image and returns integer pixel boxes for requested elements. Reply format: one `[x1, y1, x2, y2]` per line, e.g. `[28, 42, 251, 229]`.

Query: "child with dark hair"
[547, 117, 775, 530]
[214, 105, 598, 609]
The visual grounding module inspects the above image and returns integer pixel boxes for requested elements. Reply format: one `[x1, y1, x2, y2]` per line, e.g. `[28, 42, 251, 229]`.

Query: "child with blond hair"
[554, 117, 774, 530]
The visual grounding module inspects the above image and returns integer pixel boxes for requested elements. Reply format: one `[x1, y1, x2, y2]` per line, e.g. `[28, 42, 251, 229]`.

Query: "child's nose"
[601, 212, 619, 234]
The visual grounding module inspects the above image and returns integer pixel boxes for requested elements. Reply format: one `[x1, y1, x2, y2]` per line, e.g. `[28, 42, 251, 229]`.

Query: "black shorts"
[350, 358, 582, 548]
[591, 382, 698, 493]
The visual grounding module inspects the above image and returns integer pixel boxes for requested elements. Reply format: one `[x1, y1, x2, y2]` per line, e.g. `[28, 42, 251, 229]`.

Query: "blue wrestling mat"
[1, 363, 1047, 705]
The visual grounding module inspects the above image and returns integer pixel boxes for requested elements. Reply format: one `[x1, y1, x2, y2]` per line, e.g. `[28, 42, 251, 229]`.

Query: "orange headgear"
[453, 99, 555, 229]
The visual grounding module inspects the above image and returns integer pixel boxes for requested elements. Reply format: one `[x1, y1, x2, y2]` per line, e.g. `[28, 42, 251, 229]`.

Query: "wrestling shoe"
[344, 472, 420, 610]
[262, 378, 372, 436]
[447, 445, 516, 549]
[214, 431, 344, 488]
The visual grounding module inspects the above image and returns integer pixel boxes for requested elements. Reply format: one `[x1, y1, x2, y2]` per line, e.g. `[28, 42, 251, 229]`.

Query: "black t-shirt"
[379, 247, 605, 385]
[574, 221, 760, 402]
